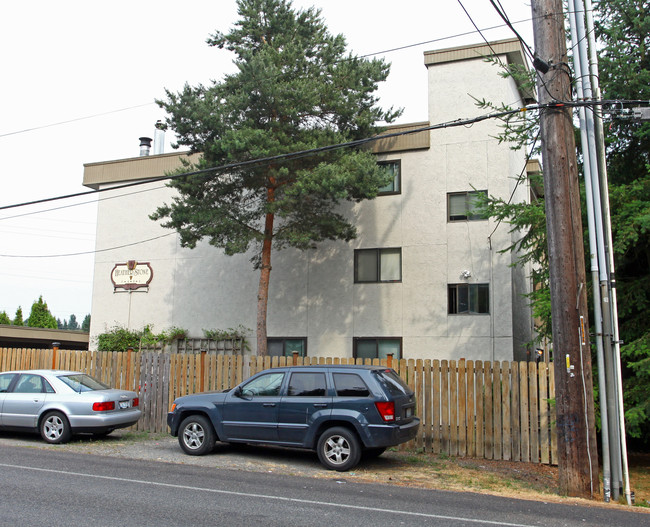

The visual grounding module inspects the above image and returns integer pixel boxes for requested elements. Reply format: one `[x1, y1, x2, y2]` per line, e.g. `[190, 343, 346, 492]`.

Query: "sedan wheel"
[178, 415, 216, 456]
[317, 427, 361, 471]
[40, 411, 72, 444]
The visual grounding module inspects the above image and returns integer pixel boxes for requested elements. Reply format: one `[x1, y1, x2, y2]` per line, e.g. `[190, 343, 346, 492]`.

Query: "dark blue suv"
[167, 365, 420, 471]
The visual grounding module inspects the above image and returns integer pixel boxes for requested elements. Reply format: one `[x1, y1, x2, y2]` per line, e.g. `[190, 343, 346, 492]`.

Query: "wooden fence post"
[51, 342, 60, 369]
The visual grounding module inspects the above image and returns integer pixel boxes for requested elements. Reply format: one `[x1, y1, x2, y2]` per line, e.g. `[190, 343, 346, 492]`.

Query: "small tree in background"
[26, 296, 57, 329]
[82, 314, 91, 332]
[0, 311, 10, 325]
[13, 307, 24, 326]
[67, 314, 80, 330]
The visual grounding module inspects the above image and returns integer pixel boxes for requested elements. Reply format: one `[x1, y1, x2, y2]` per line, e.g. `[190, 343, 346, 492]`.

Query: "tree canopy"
[13, 306, 23, 326]
[26, 296, 57, 329]
[153, 0, 400, 354]
[595, 0, 650, 442]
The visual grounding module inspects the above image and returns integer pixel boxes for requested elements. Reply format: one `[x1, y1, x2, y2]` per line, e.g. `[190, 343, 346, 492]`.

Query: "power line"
[0, 20, 536, 141]
[0, 232, 176, 259]
[0, 103, 155, 138]
[0, 98, 641, 218]
[0, 98, 642, 260]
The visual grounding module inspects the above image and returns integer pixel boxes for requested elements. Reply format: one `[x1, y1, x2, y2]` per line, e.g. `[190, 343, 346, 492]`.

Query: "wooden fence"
[0, 347, 556, 464]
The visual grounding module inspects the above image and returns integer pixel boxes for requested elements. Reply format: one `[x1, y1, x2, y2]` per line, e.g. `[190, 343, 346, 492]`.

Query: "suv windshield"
[58, 374, 110, 392]
[374, 369, 412, 396]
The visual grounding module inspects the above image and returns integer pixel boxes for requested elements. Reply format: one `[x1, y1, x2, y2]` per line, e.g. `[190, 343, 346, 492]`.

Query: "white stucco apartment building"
[83, 39, 536, 361]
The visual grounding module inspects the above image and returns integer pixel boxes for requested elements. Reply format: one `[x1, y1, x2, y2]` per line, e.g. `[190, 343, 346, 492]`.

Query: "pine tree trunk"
[256, 208, 274, 356]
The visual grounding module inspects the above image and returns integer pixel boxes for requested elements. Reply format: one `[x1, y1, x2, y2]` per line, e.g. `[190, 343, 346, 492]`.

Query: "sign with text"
[111, 261, 153, 291]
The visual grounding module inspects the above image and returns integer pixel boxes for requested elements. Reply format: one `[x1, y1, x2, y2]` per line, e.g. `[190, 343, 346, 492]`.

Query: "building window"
[377, 160, 401, 195]
[448, 283, 490, 314]
[268, 338, 307, 357]
[354, 248, 402, 283]
[448, 190, 487, 221]
[353, 338, 402, 360]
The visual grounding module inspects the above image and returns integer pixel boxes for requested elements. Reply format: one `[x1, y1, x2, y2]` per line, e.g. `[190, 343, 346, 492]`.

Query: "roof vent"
[139, 136, 152, 156]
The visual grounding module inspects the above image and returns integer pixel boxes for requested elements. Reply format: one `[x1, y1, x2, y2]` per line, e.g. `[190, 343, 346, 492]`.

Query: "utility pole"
[531, 0, 600, 498]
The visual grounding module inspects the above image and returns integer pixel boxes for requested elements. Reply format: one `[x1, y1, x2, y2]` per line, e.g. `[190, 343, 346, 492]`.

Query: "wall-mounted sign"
[111, 261, 153, 291]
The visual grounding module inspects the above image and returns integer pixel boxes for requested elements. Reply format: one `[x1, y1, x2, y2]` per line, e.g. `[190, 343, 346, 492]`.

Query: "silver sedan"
[0, 369, 141, 444]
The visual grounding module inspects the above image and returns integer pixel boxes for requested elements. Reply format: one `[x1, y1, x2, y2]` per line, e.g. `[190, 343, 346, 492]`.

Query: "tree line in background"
[0, 296, 90, 332]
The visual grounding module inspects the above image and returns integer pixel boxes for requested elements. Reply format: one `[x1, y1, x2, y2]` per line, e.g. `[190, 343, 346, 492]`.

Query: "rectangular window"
[268, 338, 307, 357]
[353, 338, 402, 360]
[354, 248, 402, 283]
[448, 283, 490, 314]
[333, 373, 370, 397]
[287, 372, 327, 397]
[448, 190, 487, 221]
[377, 160, 401, 195]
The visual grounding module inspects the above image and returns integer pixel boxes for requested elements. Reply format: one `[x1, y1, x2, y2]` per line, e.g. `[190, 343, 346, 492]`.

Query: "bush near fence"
[0, 347, 556, 464]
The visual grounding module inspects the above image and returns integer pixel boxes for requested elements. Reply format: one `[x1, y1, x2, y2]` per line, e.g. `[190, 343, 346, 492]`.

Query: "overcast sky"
[0, 0, 534, 323]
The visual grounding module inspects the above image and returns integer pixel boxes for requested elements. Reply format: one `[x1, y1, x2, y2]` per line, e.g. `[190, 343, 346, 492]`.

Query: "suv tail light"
[375, 401, 395, 422]
[132, 397, 139, 408]
[92, 401, 115, 412]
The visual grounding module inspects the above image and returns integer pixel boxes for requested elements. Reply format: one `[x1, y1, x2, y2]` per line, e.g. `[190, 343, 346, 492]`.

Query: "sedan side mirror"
[233, 386, 243, 397]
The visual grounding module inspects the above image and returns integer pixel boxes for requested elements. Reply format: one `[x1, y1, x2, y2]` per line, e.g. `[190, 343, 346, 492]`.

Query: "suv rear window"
[374, 369, 412, 396]
[333, 373, 370, 397]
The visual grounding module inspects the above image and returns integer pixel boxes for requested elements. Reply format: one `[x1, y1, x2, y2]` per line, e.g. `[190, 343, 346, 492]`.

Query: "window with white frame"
[448, 190, 487, 221]
[377, 160, 401, 195]
[354, 248, 402, 283]
[448, 283, 490, 314]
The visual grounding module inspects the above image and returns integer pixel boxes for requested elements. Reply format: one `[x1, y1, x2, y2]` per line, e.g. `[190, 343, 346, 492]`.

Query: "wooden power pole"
[531, 0, 600, 498]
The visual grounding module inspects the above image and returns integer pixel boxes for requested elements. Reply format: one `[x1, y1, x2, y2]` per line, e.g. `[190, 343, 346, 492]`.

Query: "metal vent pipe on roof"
[154, 120, 165, 155]
[139, 136, 152, 156]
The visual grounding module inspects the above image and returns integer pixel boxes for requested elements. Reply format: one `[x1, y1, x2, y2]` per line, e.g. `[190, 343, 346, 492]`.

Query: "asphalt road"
[1, 445, 648, 527]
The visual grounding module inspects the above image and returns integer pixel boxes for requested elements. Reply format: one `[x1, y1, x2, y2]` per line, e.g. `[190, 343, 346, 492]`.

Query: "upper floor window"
[448, 190, 487, 221]
[268, 338, 307, 357]
[353, 337, 402, 360]
[448, 283, 490, 314]
[377, 160, 401, 195]
[354, 248, 402, 283]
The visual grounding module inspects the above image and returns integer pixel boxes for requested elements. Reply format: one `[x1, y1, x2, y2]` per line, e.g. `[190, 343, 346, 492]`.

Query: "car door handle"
[262, 403, 276, 407]
[313, 403, 328, 407]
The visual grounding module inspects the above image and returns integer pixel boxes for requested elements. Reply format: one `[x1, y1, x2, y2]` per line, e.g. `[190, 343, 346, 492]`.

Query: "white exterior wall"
[88, 42, 533, 360]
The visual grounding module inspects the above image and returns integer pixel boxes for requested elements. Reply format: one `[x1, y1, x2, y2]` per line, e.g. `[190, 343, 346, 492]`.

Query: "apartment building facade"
[83, 39, 535, 361]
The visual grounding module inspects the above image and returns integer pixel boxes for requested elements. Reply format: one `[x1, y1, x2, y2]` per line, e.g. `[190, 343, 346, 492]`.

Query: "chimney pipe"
[153, 120, 165, 155]
[139, 136, 152, 156]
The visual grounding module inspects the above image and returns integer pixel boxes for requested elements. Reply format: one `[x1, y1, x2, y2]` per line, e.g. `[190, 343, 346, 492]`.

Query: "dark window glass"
[448, 283, 490, 314]
[377, 160, 401, 195]
[353, 338, 402, 360]
[448, 190, 487, 221]
[354, 248, 401, 283]
[268, 338, 306, 357]
[333, 373, 370, 397]
[287, 372, 327, 397]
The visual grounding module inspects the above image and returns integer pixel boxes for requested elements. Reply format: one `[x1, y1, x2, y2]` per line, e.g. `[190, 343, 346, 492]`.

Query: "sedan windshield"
[58, 374, 110, 392]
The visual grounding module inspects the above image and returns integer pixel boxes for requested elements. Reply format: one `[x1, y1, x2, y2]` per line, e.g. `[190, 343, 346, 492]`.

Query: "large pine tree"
[153, 0, 400, 355]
